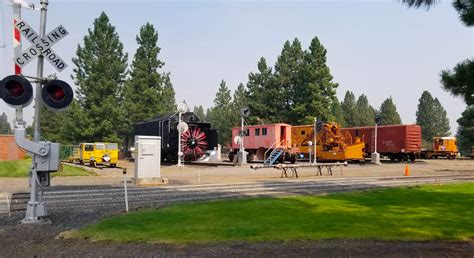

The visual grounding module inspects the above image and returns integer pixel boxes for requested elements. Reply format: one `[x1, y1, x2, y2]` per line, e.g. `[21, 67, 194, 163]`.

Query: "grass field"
[75, 183, 474, 244]
[0, 158, 95, 177]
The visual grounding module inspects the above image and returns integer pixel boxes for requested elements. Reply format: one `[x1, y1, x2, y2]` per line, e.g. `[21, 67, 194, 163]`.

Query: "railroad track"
[10, 174, 474, 212]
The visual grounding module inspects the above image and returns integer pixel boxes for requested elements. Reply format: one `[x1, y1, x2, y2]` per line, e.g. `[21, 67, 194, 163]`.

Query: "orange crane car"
[291, 122, 365, 162]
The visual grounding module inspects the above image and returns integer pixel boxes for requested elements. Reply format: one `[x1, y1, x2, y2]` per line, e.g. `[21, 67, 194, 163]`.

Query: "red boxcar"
[341, 124, 421, 161]
[230, 123, 292, 161]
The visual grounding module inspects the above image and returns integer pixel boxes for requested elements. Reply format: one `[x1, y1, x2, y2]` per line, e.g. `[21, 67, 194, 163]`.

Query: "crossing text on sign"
[13, 20, 69, 72]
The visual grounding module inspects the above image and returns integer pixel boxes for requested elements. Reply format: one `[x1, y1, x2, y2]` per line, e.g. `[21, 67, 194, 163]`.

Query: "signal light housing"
[0, 75, 34, 107]
[41, 79, 73, 111]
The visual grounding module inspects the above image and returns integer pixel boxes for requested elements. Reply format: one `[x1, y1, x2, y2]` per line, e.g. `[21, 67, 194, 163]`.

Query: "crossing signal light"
[41, 79, 73, 111]
[0, 75, 33, 107]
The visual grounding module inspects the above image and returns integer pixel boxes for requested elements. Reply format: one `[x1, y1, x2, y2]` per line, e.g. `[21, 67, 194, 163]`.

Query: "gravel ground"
[1, 159, 474, 256]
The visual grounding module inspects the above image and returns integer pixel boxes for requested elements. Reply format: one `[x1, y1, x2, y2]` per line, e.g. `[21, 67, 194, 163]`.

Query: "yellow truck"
[420, 137, 458, 159]
[73, 142, 119, 167]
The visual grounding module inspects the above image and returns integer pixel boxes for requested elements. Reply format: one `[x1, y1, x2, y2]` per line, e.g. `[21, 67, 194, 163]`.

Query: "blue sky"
[1, 0, 473, 134]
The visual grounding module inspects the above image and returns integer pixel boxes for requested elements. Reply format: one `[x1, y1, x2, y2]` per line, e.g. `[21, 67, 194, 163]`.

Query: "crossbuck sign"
[14, 20, 68, 72]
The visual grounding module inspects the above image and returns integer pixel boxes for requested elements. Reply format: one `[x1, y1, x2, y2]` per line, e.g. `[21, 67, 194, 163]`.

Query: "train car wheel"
[228, 152, 236, 162]
[247, 153, 256, 162]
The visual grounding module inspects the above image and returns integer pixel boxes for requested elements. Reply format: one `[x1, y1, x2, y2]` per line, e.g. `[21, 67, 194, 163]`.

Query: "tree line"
[203, 37, 451, 147]
[37, 12, 176, 145]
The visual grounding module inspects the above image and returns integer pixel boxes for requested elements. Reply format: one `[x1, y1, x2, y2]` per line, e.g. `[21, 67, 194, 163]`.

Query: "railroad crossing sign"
[13, 20, 68, 72]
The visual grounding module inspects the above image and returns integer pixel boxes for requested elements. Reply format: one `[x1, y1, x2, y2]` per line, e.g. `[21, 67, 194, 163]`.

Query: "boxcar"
[229, 123, 292, 162]
[341, 124, 421, 161]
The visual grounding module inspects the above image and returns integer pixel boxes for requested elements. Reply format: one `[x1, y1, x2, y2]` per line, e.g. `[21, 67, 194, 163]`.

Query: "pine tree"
[39, 107, 66, 143]
[0, 112, 11, 134]
[456, 106, 474, 156]
[330, 98, 345, 126]
[341, 91, 358, 127]
[274, 39, 304, 124]
[58, 100, 88, 144]
[416, 91, 451, 144]
[402, 0, 474, 107]
[123, 22, 165, 139]
[355, 94, 375, 126]
[72, 12, 128, 143]
[208, 80, 234, 146]
[232, 82, 247, 125]
[193, 105, 207, 122]
[292, 36, 338, 124]
[161, 72, 176, 113]
[441, 59, 474, 106]
[378, 97, 402, 125]
[246, 57, 278, 124]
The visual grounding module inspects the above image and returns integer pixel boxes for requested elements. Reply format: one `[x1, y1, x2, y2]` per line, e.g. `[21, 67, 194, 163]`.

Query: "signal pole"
[23, 0, 48, 224]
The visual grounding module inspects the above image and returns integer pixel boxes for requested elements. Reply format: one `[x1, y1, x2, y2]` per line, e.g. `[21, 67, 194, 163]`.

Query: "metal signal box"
[134, 136, 161, 179]
[36, 142, 60, 172]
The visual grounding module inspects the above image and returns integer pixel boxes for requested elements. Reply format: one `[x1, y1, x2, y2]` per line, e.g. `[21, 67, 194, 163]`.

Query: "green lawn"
[74, 183, 474, 244]
[0, 158, 95, 177]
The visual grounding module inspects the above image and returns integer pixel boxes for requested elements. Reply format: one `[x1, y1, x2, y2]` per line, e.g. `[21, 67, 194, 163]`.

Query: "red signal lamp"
[41, 79, 73, 111]
[0, 75, 34, 107]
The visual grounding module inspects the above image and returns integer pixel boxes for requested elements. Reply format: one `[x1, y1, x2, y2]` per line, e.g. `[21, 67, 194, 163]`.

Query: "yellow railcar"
[421, 137, 458, 159]
[291, 122, 365, 161]
[77, 142, 118, 167]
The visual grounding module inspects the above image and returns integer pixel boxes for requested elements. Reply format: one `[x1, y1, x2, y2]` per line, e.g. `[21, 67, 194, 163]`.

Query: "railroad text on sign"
[13, 20, 69, 72]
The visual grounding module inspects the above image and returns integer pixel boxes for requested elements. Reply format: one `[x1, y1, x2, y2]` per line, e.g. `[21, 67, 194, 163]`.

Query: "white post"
[374, 123, 378, 154]
[240, 117, 244, 153]
[314, 118, 317, 164]
[371, 122, 381, 165]
[123, 169, 129, 212]
[177, 111, 183, 167]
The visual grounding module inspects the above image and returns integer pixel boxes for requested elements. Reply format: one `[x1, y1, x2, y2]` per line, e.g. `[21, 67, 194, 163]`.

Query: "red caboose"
[229, 123, 292, 162]
[341, 124, 422, 161]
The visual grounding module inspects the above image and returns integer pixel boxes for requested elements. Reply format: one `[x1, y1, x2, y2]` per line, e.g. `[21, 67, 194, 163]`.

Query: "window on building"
[262, 128, 267, 135]
[244, 129, 250, 136]
[301, 130, 305, 135]
[255, 128, 260, 136]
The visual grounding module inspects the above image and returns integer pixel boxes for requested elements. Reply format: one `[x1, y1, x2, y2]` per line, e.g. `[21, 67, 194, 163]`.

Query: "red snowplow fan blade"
[181, 127, 208, 160]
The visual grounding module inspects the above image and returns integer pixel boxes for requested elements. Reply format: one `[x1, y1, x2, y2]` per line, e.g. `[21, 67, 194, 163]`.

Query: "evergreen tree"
[0, 112, 11, 134]
[72, 12, 128, 143]
[456, 106, 474, 156]
[193, 105, 207, 122]
[232, 83, 247, 125]
[246, 57, 278, 124]
[378, 97, 402, 125]
[58, 100, 88, 144]
[274, 39, 304, 123]
[161, 72, 176, 113]
[330, 98, 345, 126]
[292, 36, 338, 124]
[39, 107, 66, 143]
[208, 80, 234, 146]
[341, 91, 358, 127]
[355, 94, 375, 126]
[403, 0, 474, 107]
[123, 22, 166, 139]
[441, 59, 474, 106]
[416, 91, 451, 144]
